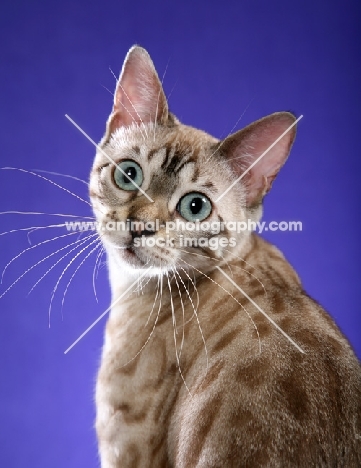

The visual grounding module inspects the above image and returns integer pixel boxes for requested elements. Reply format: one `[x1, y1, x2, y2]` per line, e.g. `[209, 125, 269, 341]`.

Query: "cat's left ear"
[106, 46, 169, 138]
[220, 112, 297, 207]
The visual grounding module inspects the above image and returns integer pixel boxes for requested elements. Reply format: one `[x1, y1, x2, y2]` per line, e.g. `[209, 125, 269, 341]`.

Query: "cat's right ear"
[105, 46, 169, 138]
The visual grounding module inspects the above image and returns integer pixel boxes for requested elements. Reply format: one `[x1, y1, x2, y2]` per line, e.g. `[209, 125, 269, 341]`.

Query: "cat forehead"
[102, 122, 218, 161]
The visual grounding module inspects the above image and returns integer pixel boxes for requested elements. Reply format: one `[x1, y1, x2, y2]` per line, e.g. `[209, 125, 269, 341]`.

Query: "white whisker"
[0, 167, 91, 206]
[119, 274, 163, 369]
[179, 257, 262, 354]
[0, 233, 97, 300]
[0, 223, 68, 238]
[27, 234, 98, 296]
[205, 98, 254, 163]
[1, 231, 80, 283]
[116, 81, 149, 139]
[216, 267, 304, 354]
[92, 246, 105, 302]
[172, 269, 186, 361]
[61, 241, 102, 312]
[48, 236, 100, 325]
[144, 274, 160, 327]
[31, 169, 89, 186]
[167, 273, 191, 396]
[0, 211, 94, 219]
[174, 268, 209, 373]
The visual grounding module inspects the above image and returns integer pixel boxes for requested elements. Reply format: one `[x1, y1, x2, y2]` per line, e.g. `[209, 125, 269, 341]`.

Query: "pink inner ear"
[107, 46, 168, 135]
[224, 113, 297, 206]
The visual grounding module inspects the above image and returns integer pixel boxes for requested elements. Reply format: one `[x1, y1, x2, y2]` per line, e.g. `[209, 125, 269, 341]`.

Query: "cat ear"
[220, 112, 297, 207]
[106, 46, 168, 136]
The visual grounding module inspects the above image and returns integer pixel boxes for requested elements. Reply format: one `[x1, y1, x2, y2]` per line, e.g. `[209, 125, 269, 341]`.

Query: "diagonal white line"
[216, 266, 305, 354]
[64, 266, 152, 354]
[215, 115, 303, 203]
[65, 114, 154, 203]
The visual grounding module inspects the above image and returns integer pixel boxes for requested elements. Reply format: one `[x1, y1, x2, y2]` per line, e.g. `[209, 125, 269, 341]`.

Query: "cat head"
[90, 46, 296, 277]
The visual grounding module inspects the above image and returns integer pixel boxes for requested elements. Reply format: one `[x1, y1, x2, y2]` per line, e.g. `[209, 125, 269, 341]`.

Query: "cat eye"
[114, 160, 143, 191]
[177, 192, 212, 222]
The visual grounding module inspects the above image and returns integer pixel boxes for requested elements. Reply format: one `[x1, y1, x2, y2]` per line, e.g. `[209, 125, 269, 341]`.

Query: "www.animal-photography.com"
[1, 1, 360, 467]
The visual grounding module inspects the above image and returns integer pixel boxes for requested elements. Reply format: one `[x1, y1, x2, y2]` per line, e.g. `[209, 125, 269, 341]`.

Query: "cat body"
[92, 46, 361, 467]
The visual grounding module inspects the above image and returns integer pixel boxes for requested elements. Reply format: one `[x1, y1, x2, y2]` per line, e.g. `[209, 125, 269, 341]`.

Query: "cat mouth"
[121, 245, 147, 267]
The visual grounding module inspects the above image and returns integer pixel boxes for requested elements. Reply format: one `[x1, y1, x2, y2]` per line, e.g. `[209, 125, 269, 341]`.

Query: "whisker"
[153, 57, 170, 142]
[116, 81, 149, 139]
[166, 272, 191, 396]
[92, 246, 105, 302]
[118, 273, 163, 369]
[174, 268, 209, 372]
[179, 257, 262, 354]
[48, 236, 101, 325]
[61, 241, 102, 313]
[178, 247, 268, 299]
[27, 234, 98, 295]
[109, 68, 147, 141]
[0, 211, 94, 219]
[1, 231, 80, 283]
[31, 169, 89, 186]
[0, 233, 97, 300]
[172, 269, 186, 361]
[205, 98, 253, 163]
[179, 265, 200, 314]
[222, 247, 268, 298]
[0, 167, 91, 206]
[0, 223, 69, 238]
[144, 274, 160, 327]
[216, 267, 304, 354]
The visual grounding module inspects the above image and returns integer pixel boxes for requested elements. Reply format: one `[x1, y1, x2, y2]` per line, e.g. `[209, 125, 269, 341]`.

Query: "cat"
[92, 46, 361, 467]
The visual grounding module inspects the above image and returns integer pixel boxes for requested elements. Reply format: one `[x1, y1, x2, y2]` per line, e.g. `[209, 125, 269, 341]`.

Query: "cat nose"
[129, 217, 156, 239]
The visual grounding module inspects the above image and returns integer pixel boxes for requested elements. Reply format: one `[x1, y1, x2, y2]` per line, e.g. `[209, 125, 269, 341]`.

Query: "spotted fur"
[93, 46, 361, 467]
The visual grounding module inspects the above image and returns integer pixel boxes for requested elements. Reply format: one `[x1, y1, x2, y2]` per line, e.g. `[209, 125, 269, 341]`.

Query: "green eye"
[177, 192, 212, 221]
[114, 160, 143, 191]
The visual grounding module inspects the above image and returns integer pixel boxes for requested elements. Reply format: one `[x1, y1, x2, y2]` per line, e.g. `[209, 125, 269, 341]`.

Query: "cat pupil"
[190, 197, 202, 214]
[123, 166, 136, 183]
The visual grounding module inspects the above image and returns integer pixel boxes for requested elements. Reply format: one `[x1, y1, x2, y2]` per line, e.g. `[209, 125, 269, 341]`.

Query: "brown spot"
[236, 357, 269, 389]
[248, 278, 262, 290]
[229, 405, 253, 427]
[117, 357, 139, 376]
[207, 307, 239, 340]
[153, 363, 179, 423]
[109, 210, 118, 221]
[89, 189, 99, 198]
[279, 316, 293, 332]
[148, 149, 158, 160]
[194, 360, 224, 394]
[191, 166, 200, 182]
[156, 309, 173, 327]
[183, 393, 222, 466]
[116, 403, 148, 424]
[161, 146, 172, 169]
[132, 145, 140, 154]
[327, 336, 343, 354]
[173, 158, 195, 175]
[201, 181, 215, 191]
[212, 326, 242, 353]
[279, 374, 308, 421]
[253, 321, 271, 339]
[293, 329, 320, 350]
[272, 290, 286, 314]
[164, 152, 182, 174]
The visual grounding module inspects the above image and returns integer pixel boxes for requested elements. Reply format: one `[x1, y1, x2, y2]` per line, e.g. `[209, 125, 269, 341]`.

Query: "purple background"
[0, 0, 360, 466]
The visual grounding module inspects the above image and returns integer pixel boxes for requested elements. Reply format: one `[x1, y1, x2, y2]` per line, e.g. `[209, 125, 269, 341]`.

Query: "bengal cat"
[92, 46, 361, 467]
